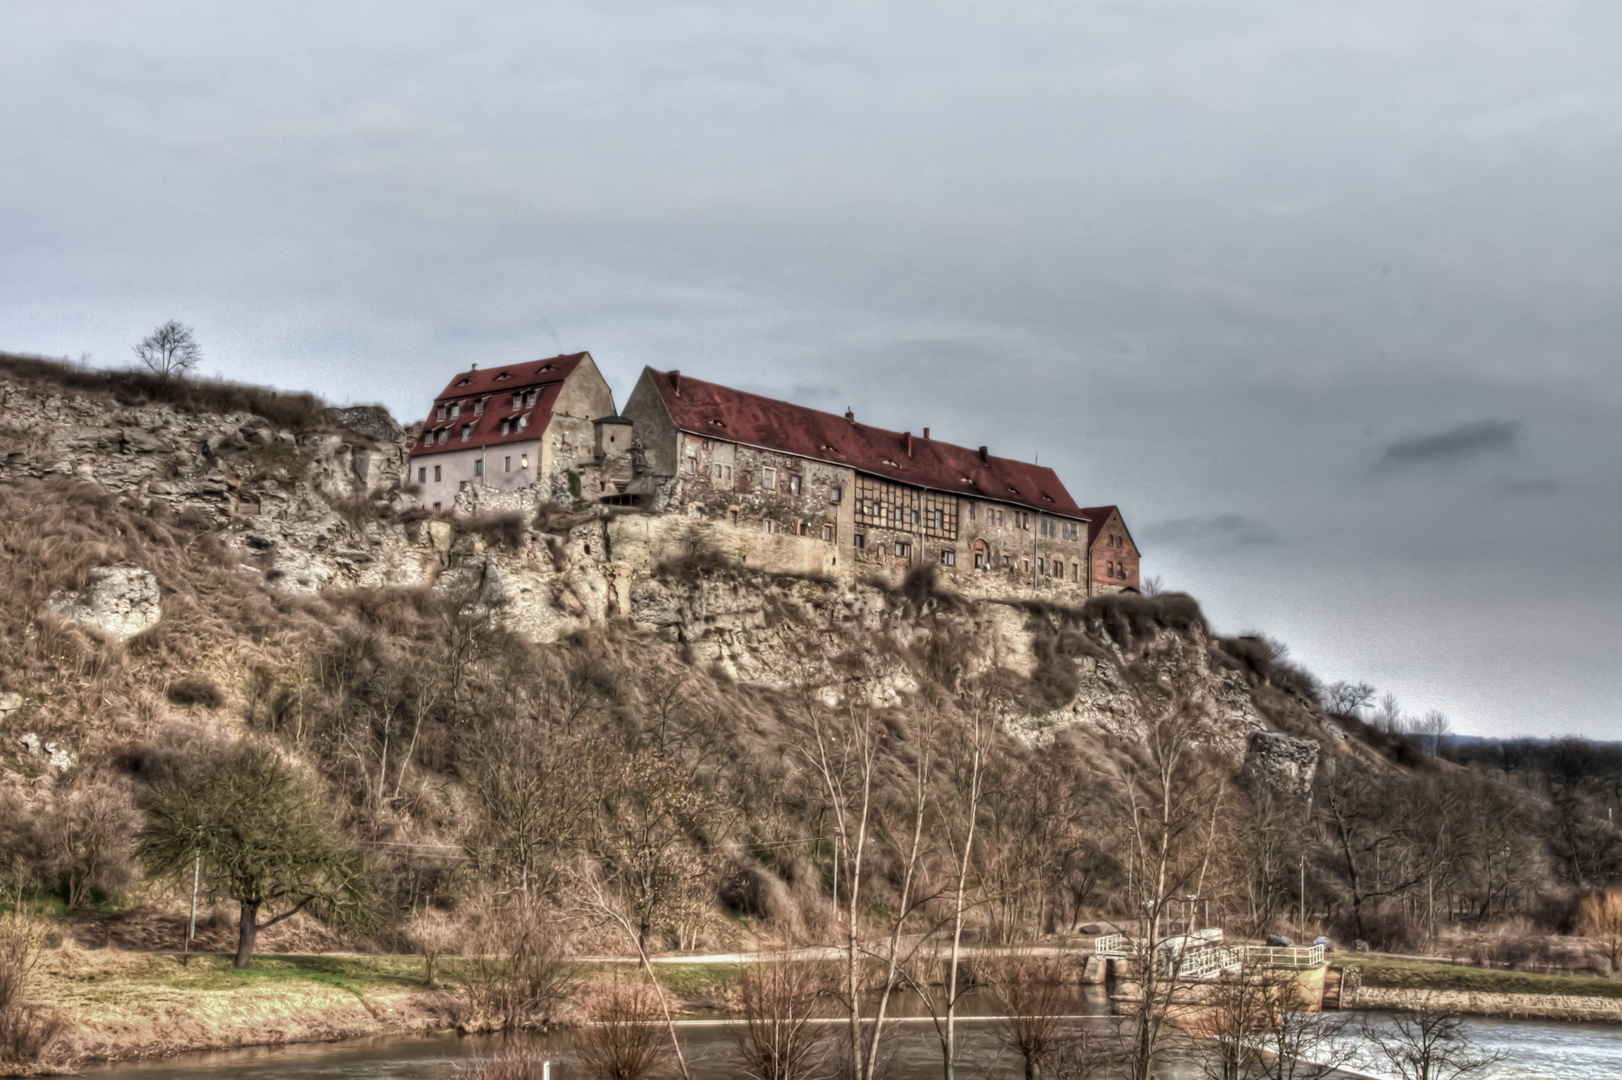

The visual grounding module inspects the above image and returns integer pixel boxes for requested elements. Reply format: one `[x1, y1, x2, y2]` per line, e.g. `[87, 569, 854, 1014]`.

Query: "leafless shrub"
[466, 513, 527, 550]
[577, 977, 674, 1080]
[166, 677, 223, 709]
[0, 915, 63, 1067]
[725, 953, 831, 1080]
[40, 775, 141, 910]
[1084, 591, 1206, 650]
[1359, 997, 1503, 1080]
[406, 907, 461, 988]
[982, 952, 1090, 1080]
[460, 900, 576, 1030]
[460, 1035, 552, 1079]
[1578, 888, 1622, 975]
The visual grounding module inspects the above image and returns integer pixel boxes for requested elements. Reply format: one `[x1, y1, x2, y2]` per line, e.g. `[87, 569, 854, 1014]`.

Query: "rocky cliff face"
[0, 359, 1334, 785]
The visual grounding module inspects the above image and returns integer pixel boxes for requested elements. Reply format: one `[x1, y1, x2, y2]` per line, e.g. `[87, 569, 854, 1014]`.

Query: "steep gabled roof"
[1078, 505, 1138, 551]
[411, 353, 587, 458]
[646, 368, 1087, 519]
[429, 353, 587, 401]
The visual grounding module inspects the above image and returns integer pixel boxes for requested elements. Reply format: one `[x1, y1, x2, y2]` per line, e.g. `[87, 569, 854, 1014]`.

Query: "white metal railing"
[1093, 933, 1127, 957]
[1238, 944, 1326, 969]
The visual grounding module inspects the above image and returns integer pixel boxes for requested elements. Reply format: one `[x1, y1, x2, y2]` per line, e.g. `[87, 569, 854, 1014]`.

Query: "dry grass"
[0, 352, 344, 437]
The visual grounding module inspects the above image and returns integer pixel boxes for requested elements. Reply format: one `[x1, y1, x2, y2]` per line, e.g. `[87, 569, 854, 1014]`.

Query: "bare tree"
[133, 320, 201, 381]
[1104, 665, 1226, 1080]
[1359, 998, 1504, 1080]
[805, 698, 936, 1080]
[935, 690, 996, 1080]
[726, 949, 832, 1080]
[983, 952, 1097, 1080]
[1324, 681, 1376, 718]
[1578, 888, 1622, 975]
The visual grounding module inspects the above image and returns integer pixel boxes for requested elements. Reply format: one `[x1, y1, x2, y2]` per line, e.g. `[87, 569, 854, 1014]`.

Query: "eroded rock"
[47, 566, 162, 641]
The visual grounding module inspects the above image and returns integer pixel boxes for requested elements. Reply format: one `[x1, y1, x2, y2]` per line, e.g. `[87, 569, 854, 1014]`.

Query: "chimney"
[844, 408, 855, 423]
[977, 446, 988, 464]
[670, 370, 682, 396]
[923, 427, 930, 440]
[904, 432, 913, 457]
[470, 363, 478, 371]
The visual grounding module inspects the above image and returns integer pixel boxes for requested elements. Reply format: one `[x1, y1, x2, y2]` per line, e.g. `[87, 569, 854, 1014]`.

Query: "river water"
[79, 1009, 1622, 1079]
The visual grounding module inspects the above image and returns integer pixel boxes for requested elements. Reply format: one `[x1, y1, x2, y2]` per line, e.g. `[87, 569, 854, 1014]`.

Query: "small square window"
[940, 550, 955, 567]
[459, 480, 469, 491]
[853, 533, 866, 549]
[829, 486, 842, 504]
[433, 501, 441, 511]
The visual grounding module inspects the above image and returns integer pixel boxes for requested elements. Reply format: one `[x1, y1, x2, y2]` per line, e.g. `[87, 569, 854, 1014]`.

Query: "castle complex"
[410, 352, 1140, 598]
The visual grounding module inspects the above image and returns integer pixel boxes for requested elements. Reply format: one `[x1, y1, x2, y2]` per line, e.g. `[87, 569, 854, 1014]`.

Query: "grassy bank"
[28, 949, 754, 1068]
[1338, 954, 1622, 1000]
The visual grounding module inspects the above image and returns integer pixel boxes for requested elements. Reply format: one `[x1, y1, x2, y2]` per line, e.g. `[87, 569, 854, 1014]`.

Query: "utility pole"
[185, 852, 200, 966]
[832, 827, 842, 925]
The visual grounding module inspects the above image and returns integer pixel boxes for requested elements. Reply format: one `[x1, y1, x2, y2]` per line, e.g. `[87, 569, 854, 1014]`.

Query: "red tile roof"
[411, 353, 586, 458]
[647, 368, 1088, 519]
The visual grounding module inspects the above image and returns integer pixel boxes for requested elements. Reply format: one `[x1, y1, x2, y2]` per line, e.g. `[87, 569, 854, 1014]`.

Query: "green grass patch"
[158, 954, 432, 997]
[1339, 956, 1622, 1000]
[652, 962, 743, 996]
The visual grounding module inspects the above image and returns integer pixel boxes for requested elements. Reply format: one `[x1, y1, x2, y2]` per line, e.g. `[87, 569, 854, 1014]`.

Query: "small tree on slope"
[141, 742, 370, 967]
[133, 320, 202, 381]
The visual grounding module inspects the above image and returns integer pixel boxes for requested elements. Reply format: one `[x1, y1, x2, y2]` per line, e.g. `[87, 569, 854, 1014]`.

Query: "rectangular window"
[462, 425, 473, 441]
[459, 480, 469, 491]
[797, 521, 807, 536]
[504, 456, 511, 472]
[450, 402, 461, 418]
[829, 485, 842, 504]
[474, 398, 485, 416]
[436, 404, 447, 421]
[433, 501, 441, 511]
[500, 419, 509, 435]
[724, 465, 732, 480]
[729, 509, 738, 525]
[1108, 560, 1115, 576]
[512, 393, 522, 411]
[933, 509, 944, 530]
[474, 459, 484, 478]
[853, 533, 866, 549]
[685, 457, 696, 474]
[434, 465, 442, 482]
[789, 474, 802, 495]
[714, 464, 723, 479]
[822, 523, 834, 542]
[738, 471, 752, 493]
[417, 466, 426, 483]
[763, 467, 776, 490]
[763, 519, 777, 534]
[895, 541, 911, 559]
[940, 550, 955, 567]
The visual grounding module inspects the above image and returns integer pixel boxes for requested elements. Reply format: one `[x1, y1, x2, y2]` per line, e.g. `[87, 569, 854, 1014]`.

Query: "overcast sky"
[5, 1, 1620, 737]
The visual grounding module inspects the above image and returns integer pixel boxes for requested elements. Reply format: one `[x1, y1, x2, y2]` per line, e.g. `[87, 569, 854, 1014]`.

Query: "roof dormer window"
[450, 402, 461, 419]
[882, 459, 898, 467]
[461, 424, 474, 441]
[436, 404, 447, 421]
[518, 413, 529, 430]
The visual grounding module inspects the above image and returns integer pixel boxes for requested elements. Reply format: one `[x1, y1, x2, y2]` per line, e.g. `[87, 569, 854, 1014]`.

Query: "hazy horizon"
[5, 1, 1620, 738]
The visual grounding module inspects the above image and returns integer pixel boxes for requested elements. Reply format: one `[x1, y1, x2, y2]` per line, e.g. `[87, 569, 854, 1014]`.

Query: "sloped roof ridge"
[648, 367, 1087, 518]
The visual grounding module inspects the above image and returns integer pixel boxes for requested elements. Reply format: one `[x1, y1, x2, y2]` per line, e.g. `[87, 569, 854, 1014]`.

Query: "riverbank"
[24, 948, 750, 1071]
[29, 949, 459, 1068]
[1338, 955, 1622, 1021]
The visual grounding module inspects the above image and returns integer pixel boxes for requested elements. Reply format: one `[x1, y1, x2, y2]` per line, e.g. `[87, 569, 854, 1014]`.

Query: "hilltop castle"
[409, 352, 1139, 598]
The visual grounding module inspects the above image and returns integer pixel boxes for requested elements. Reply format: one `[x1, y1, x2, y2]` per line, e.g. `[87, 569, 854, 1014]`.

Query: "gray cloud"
[4, 1, 1622, 736]
[1139, 515, 1281, 551]
[1379, 420, 1522, 469]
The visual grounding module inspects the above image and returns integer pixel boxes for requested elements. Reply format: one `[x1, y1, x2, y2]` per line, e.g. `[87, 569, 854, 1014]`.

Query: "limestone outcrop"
[47, 566, 162, 641]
